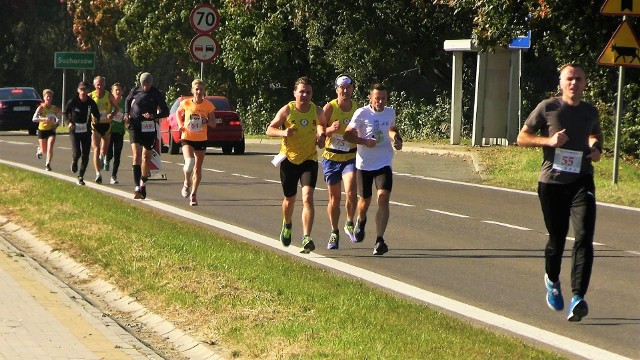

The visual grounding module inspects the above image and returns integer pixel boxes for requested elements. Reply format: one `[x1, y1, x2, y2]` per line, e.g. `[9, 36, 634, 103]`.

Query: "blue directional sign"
[509, 31, 531, 49]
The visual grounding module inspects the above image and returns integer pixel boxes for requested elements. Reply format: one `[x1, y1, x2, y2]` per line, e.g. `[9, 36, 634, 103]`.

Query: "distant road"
[1, 132, 638, 359]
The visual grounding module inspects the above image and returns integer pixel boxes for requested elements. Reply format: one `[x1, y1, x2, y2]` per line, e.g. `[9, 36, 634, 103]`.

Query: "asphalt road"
[1, 132, 638, 359]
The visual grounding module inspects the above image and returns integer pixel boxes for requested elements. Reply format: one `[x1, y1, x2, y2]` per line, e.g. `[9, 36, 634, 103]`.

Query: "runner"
[321, 74, 358, 249]
[176, 79, 216, 206]
[89, 76, 120, 184]
[65, 81, 101, 186]
[343, 83, 403, 255]
[32, 89, 61, 171]
[266, 76, 326, 253]
[124, 72, 169, 199]
[105, 82, 126, 184]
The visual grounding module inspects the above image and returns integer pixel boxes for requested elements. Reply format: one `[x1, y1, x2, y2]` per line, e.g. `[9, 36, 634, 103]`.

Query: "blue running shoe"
[544, 274, 564, 311]
[280, 221, 292, 247]
[300, 235, 315, 254]
[327, 232, 339, 250]
[567, 295, 588, 322]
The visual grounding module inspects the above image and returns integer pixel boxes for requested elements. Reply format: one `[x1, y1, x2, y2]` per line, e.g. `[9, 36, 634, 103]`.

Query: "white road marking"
[263, 179, 280, 184]
[627, 251, 640, 256]
[390, 201, 414, 207]
[0, 158, 632, 360]
[428, 209, 470, 218]
[482, 221, 531, 231]
[203, 168, 225, 173]
[232, 173, 255, 179]
[0, 140, 31, 146]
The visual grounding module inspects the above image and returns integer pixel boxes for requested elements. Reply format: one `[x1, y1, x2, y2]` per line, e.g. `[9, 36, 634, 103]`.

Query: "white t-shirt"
[348, 105, 396, 171]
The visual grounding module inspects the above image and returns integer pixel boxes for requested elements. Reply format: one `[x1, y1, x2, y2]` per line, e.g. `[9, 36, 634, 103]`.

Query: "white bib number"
[74, 123, 88, 133]
[141, 120, 155, 133]
[187, 114, 203, 132]
[112, 113, 123, 123]
[99, 110, 108, 121]
[553, 148, 583, 174]
[329, 134, 351, 152]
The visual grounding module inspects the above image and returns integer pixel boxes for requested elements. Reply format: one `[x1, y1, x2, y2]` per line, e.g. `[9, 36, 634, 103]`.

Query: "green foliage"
[392, 92, 464, 141]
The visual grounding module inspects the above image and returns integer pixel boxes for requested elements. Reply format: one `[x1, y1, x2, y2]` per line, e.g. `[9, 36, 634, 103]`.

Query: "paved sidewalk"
[0, 228, 163, 360]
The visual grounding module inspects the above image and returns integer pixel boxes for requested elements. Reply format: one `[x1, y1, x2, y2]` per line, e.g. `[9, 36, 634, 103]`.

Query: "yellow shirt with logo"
[322, 99, 357, 162]
[35, 105, 60, 131]
[279, 101, 319, 165]
[89, 90, 113, 124]
[178, 98, 215, 142]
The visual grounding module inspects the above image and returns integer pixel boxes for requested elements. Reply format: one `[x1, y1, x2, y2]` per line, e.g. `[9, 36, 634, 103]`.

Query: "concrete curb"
[0, 215, 225, 360]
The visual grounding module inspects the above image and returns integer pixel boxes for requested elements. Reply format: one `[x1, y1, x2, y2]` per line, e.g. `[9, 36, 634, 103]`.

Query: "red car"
[160, 95, 245, 155]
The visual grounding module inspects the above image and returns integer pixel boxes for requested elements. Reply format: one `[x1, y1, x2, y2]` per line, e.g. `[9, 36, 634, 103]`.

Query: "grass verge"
[477, 146, 640, 208]
[0, 164, 563, 359]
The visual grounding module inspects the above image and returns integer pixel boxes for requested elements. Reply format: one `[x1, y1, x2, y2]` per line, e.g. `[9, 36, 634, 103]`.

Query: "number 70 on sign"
[190, 4, 220, 34]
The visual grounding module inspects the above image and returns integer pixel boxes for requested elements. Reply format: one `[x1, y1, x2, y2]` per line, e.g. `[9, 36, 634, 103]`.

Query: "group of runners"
[267, 75, 403, 256]
[33, 73, 217, 207]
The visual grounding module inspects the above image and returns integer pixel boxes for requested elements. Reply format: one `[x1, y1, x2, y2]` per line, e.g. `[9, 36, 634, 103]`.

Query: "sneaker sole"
[327, 243, 339, 250]
[373, 248, 388, 255]
[300, 242, 315, 254]
[567, 301, 588, 322]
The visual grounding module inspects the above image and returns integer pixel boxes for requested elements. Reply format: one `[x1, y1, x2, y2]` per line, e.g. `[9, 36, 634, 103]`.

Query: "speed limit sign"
[189, 4, 220, 34]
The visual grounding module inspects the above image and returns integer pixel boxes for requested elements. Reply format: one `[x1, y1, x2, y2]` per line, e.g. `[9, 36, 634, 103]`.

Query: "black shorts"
[181, 139, 208, 151]
[280, 159, 318, 198]
[92, 122, 112, 137]
[128, 125, 156, 150]
[37, 129, 56, 139]
[357, 166, 393, 199]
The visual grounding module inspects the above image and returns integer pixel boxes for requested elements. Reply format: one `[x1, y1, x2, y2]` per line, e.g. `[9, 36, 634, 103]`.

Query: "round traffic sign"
[189, 34, 220, 63]
[189, 4, 220, 34]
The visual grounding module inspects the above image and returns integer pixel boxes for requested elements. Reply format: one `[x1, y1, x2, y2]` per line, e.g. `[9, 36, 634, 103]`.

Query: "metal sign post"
[54, 52, 95, 125]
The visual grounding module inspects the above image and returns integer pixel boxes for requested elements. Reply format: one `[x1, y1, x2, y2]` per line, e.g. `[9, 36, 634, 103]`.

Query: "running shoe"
[77, 177, 85, 186]
[327, 231, 339, 250]
[181, 184, 190, 198]
[544, 274, 564, 311]
[110, 176, 118, 184]
[279, 221, 292, 247]
[134, 186, 143, 199]
[189, 194, 198, 206]
[103, 159, 110, 171]
[567, 295, 588, 322]
[71, 161, 78, 173]
[300, 235, 316, 254]
[95, 174, 102, 184]
[45, 163, 51, 171]
[139, 185, 147, 199]
[354, 218, 366, 243]
[36, 147, 42, 159]
[373, 240, 388, 255]
[344, 221, 357, 243]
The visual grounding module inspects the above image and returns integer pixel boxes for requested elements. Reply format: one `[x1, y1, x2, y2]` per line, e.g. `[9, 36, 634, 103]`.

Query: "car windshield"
[0, 88, 40, 101]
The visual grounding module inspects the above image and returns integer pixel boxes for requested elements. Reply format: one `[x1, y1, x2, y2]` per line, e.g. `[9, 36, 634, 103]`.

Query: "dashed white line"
[428, 209, 470, 218]
[232, 173, 255, 179]
[482, 221, 531, 231]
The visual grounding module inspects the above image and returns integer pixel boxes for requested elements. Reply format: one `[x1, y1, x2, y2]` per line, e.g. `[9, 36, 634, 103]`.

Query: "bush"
[390, 92, 470, 141]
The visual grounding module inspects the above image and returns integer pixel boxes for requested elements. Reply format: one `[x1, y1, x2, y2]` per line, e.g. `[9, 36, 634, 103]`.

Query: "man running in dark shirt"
[65, 81, 101, 186]
[124, 72, 169, 199]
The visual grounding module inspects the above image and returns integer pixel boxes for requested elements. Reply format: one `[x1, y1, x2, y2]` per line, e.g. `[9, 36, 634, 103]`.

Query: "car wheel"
[168, 133, 180, 154]
[221, 145, 233, 154]
[233, 139, 245, 155]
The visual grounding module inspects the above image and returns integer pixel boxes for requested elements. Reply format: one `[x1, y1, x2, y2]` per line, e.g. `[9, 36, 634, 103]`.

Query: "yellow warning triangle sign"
[601, 0, 640, 16]
[598, 20, 640, 67]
